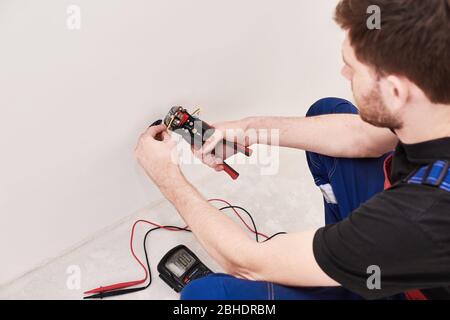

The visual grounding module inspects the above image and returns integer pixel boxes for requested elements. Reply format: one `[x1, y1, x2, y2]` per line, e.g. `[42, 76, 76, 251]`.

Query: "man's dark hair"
[335, 0, 450, 104]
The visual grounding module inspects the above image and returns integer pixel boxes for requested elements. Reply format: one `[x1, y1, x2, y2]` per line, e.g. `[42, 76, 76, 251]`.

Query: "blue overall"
[181, 98, 390, 300]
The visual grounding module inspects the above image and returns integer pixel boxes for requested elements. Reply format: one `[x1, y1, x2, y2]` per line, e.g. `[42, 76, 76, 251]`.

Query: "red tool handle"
[222, 162, 239, 180]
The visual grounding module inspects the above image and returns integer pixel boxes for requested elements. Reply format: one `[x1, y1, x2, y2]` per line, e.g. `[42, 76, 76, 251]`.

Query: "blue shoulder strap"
[407, 160, 450, 192]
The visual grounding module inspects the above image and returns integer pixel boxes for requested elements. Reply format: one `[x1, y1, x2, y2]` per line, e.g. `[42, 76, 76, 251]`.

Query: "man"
[135, 0, 450, 300]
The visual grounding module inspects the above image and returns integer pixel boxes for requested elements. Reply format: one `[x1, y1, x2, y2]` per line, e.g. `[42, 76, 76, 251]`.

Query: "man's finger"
[214, 165, 225, 172]
[201, 131, 223, 155]
[161, 130, 171, 141]
[144, 124, 167, 138]
[202, 153, 223, 169]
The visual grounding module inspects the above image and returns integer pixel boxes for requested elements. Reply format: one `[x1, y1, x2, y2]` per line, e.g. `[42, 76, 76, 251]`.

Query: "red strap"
[383, 154, 394, 189]
[383, 154, 427, 300]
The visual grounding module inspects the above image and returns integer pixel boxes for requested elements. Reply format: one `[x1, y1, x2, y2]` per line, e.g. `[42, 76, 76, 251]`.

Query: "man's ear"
[380, 75, 410, 113]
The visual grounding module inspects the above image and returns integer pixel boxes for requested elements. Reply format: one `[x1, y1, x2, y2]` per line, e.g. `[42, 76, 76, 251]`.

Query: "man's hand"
[192, 117, 255, 172]
[135, 124, 182, 189]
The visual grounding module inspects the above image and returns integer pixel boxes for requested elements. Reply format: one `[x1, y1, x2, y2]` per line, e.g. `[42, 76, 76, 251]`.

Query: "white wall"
[0, 0, 350, 286]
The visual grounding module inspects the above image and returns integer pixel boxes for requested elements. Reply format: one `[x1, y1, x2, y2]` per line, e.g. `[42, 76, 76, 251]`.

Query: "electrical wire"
[83, 221, 189, 296]
[262, 232, 288, 242]
[218, 205, 260, 242]
[191, 107, 201, 117]
[84, 226, 191, 299]
[208, 198, 270, 239]
[83, 202, 285, 299]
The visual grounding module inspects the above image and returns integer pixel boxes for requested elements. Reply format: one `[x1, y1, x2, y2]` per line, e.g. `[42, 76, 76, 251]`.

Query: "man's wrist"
[243, 116, 258, 131]
[158, 169, 189, 201]
[242, 116, 262, 146]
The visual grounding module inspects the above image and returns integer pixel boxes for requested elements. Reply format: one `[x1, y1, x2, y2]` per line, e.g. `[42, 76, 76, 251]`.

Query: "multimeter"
[157, 245, 213, 292]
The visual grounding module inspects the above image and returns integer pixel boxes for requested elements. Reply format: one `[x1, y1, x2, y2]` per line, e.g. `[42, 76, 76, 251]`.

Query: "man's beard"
[354, 83, 403, 130]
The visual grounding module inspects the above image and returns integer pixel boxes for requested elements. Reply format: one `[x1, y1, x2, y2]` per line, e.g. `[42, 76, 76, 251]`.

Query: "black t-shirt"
[313, 137, 450, 300]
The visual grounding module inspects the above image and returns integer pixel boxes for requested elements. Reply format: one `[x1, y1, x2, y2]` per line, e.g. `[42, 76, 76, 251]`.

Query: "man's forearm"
[160, 173, 257, 278]
[159, 173, 339, 287]
[245, 114, 397, 158]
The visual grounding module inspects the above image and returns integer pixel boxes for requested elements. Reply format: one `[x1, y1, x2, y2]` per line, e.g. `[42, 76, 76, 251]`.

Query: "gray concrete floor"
[0, 148, 324, 299]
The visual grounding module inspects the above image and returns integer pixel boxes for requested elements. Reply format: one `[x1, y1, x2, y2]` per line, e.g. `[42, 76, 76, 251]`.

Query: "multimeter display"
[158, 245, 213, 293]
[165, 250, 196, 277]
